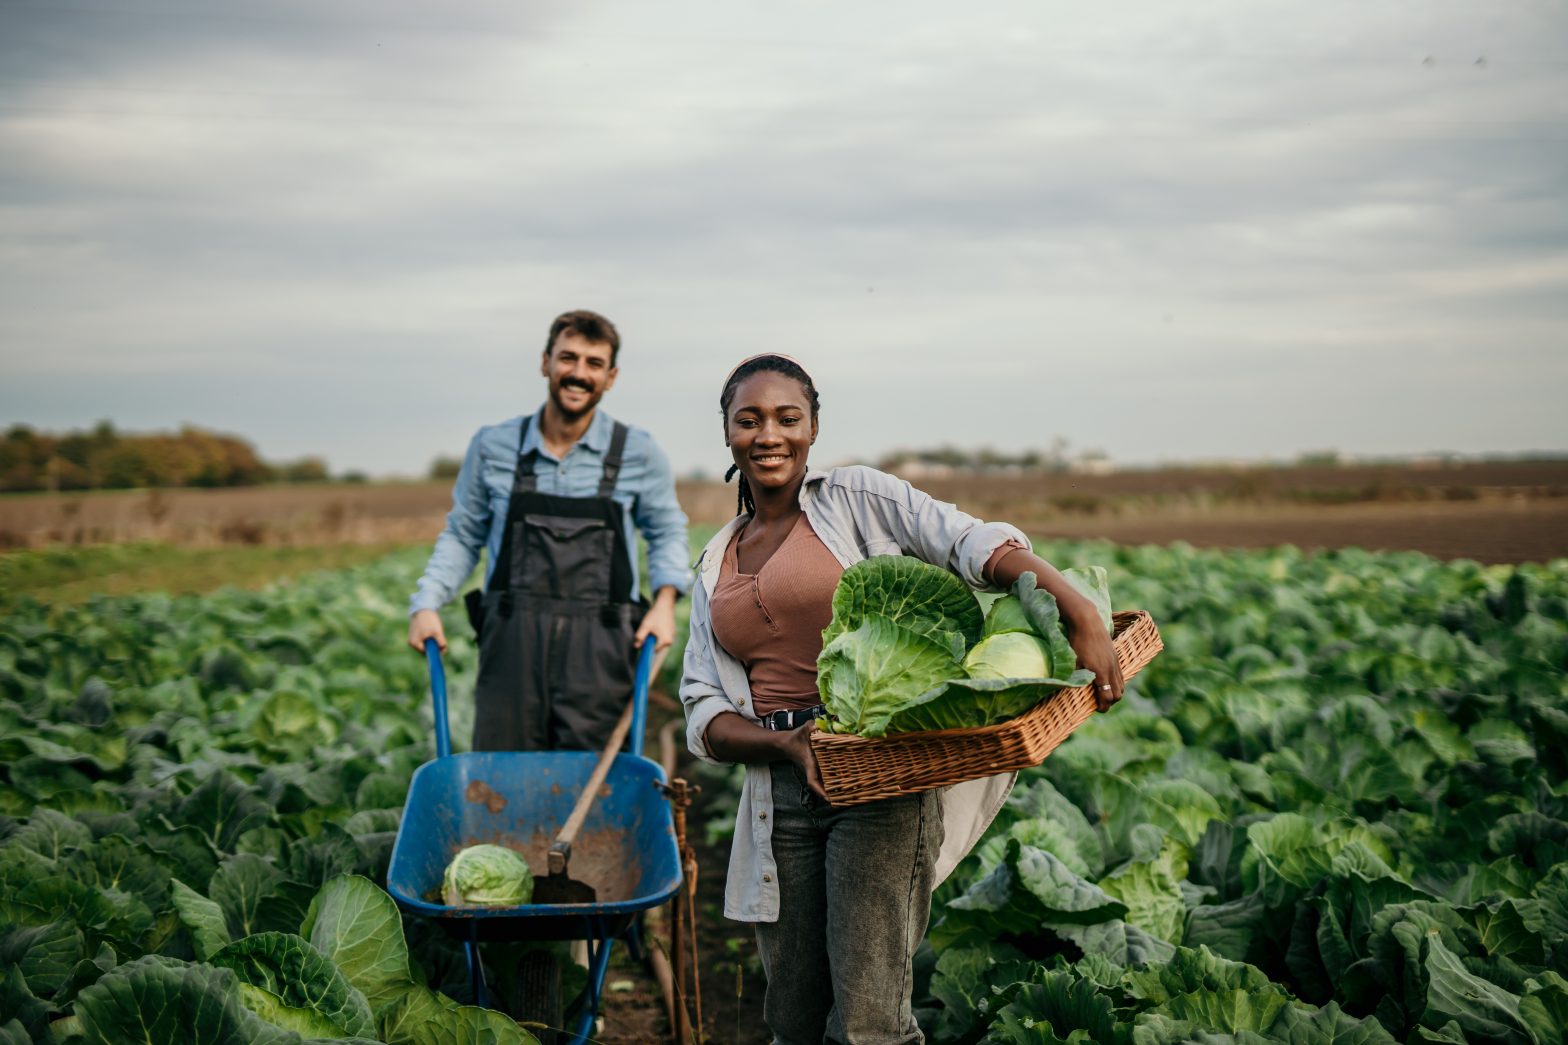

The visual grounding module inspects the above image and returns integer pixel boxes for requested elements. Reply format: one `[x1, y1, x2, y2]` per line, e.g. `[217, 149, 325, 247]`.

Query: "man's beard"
[550, 379, 600, 420]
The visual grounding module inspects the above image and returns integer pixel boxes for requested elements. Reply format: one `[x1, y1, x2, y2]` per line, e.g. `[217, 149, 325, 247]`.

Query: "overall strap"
[512, 415, 539, 493]
[597, 422, 629, 497]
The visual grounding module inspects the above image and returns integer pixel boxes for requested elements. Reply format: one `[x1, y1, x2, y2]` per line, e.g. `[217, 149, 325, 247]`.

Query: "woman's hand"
[703, 712, 829, 801]
[780, 721, 828, 802]
[987, 546, 1125, 712]
[1066, 607, 1124, 711]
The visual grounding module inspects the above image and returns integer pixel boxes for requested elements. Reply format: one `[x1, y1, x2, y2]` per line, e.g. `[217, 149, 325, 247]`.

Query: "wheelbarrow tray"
[387, 749, 682, 942]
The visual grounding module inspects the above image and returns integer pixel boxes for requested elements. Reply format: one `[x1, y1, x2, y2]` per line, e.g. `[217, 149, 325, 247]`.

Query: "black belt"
[762, 705, 826, 731]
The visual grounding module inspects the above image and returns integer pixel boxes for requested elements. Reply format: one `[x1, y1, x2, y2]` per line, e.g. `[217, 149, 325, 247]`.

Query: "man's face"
[541, 332, 618, 420]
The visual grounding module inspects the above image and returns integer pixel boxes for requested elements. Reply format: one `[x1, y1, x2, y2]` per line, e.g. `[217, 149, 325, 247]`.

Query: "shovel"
[529, 694, 636, 905]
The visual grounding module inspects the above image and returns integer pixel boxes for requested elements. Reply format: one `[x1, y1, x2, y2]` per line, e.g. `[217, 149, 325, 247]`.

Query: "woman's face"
[724, 371, 817, 495]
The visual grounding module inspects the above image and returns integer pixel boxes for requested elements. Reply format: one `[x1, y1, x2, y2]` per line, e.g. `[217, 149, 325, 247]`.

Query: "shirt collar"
[522, 405, 615, 459]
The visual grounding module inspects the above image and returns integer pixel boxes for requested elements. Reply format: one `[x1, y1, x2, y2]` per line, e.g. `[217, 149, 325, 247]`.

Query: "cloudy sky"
[2, 0, 1564, 478]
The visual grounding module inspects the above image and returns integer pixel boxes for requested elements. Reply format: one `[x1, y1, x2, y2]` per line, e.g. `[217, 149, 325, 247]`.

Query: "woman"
[680, 354, 1123, 1044]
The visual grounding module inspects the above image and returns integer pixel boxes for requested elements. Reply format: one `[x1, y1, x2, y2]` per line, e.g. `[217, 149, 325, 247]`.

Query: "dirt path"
[592, 700, 770, 1045]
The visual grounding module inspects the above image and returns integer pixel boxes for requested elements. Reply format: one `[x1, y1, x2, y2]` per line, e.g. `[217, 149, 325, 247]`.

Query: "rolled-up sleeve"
[856, 468, 1031, 590]
[679, 587, 736, 766]
[409, 430, 491, 615]
[631, 435, 693, 596]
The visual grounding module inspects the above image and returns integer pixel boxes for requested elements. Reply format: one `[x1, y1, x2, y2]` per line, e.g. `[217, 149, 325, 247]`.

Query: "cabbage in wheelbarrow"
[442, 844, 534, 907]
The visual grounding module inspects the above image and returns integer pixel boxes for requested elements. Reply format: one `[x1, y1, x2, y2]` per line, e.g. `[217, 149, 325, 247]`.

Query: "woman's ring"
[1099, 684, 1112, 691]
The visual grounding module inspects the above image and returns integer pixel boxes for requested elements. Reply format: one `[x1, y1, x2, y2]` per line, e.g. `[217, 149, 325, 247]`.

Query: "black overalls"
[468, 415, 640, 753]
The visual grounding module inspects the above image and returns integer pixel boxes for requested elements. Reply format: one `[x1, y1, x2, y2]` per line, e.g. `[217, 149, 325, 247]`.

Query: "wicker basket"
[810, 610, 1163, 806]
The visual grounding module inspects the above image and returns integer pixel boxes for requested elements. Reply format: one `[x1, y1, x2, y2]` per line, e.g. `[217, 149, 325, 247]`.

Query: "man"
[408, 309, 690, 752]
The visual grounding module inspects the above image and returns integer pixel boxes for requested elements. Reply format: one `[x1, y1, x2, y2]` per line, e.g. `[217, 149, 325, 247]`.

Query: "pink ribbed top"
[710, 513, 844, 717]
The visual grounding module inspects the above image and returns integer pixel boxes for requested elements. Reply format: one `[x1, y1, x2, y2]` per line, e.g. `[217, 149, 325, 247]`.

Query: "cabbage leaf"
[817, 615, 965, 737]
[820, 556, 982, 658]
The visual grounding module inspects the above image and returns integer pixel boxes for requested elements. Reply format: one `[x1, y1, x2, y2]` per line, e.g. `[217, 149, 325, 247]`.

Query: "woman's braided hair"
[719, 355, 821, 518]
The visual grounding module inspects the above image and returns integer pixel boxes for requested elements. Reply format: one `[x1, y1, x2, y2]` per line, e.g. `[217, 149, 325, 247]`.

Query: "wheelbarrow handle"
[422, 633, 657, 760]
[629, 633, 656, 760]
[423, 638, 452, 759]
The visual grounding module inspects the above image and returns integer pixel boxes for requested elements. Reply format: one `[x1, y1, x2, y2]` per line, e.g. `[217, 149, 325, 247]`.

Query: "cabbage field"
[0, 552, 547, 1044]
[915, 541, 1568, 1044]
[2, 540, 1566, 1044]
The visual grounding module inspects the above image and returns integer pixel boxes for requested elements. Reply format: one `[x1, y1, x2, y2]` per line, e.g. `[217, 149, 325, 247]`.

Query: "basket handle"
[423, 634, 655, 761]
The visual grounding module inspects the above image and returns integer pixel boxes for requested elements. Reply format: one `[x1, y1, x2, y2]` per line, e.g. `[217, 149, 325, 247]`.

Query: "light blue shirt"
[410, 406, 691, 615]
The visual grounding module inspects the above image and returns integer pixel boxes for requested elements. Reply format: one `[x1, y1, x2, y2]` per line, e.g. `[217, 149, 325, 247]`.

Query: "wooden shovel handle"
[547, 695, 636, 875]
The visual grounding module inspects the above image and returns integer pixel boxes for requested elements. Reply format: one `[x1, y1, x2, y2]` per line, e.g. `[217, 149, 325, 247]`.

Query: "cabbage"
[441, 844, 533, 907]
[981, 594, 1035, 638]
[1063, 565, 1113, 636]
[964, 631, 1055, 680]
[817, 615, 967, 737]
[817, 560, 1099, 737]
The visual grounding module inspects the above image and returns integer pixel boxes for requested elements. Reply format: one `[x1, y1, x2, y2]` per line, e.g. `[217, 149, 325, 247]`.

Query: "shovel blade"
[530, 874, 597, 905]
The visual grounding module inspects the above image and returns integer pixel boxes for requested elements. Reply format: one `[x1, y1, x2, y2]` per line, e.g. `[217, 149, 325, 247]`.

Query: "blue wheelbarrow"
[388, 637, 683, 1043]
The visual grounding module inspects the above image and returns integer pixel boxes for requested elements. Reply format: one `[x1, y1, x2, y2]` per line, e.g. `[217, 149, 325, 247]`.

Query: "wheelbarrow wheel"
[513, 949, 562, 1045]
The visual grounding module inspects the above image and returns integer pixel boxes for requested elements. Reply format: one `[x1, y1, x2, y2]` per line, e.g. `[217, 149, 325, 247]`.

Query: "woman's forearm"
[706, 709, 826, 798]
[988, 547, 1102, 631]
[703, 710, 794, 764]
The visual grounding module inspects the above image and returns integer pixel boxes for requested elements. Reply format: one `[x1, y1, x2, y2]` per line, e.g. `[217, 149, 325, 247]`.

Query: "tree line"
[0, 422, 338, 493]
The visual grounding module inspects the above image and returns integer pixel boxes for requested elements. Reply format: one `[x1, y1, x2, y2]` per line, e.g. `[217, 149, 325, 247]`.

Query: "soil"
[465, 779, 509, 814]
[1021, 497, 1568, 565]
[6, 462, 1566, 561]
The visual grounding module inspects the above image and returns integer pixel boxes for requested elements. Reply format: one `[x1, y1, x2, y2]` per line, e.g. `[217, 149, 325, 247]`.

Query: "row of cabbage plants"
[0, 552, 549, 1043]
[914, 541, 1568, 1044]
[4, 539, 1566, 1043]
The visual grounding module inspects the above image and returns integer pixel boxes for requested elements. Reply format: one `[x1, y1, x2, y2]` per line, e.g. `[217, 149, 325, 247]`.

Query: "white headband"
[722, 353, 813, 392]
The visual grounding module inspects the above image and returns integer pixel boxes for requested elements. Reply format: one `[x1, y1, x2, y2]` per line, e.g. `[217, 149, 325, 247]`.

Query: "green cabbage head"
[441, 844, 534, 907]
[964, 631, 1056, 680]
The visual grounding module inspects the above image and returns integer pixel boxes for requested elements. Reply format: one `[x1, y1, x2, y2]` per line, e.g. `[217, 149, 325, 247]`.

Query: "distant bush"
[0, 422, 327, 492]
[428, 455, 463, 480]
[278, 456, 331, 483]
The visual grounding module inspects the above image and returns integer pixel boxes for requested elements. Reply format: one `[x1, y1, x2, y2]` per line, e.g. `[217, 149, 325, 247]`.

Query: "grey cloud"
[2, 0, 1565, 474]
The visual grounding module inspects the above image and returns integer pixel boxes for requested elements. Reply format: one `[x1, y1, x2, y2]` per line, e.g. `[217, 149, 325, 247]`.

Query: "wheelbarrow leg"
[569, 920, 615, 1044]
[466, 925, 488, 1009]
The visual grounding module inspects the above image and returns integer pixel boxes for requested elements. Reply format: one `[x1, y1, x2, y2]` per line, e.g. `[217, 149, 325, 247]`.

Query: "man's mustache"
[560, 379, 593, 392]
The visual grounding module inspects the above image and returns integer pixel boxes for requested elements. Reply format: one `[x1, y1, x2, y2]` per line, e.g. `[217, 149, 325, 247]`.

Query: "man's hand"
[634, 587, 679, 652]
[408, 609, 447, 654]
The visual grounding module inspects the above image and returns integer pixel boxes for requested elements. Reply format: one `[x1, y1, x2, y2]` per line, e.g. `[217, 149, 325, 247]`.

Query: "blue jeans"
[754, 762, 944, 1045]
